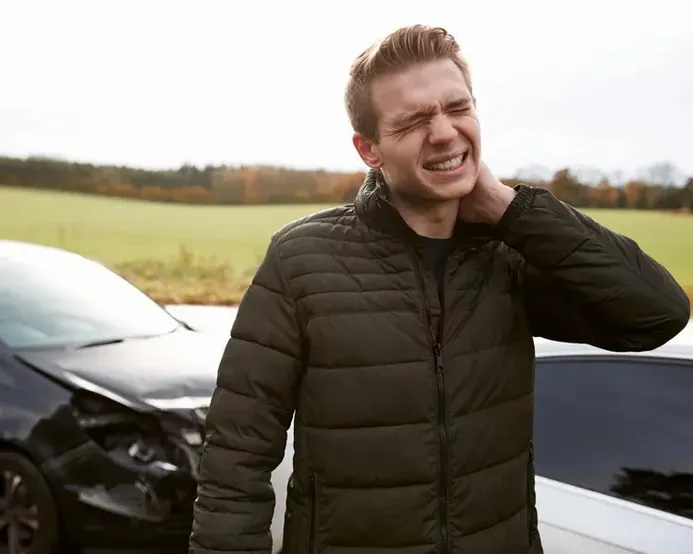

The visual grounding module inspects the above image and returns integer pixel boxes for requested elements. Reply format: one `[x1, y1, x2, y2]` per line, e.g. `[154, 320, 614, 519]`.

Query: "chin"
[420, 172, 476, 201]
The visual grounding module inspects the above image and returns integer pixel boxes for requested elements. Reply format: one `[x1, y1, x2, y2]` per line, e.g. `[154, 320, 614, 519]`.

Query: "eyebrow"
[391, 96, 472, 129]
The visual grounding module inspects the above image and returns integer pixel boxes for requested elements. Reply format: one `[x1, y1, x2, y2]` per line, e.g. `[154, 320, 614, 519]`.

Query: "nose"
[428, 114, 457, 144]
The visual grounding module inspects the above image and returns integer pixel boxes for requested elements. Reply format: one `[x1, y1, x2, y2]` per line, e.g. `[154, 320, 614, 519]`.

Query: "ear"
[352, 133, 383, 169]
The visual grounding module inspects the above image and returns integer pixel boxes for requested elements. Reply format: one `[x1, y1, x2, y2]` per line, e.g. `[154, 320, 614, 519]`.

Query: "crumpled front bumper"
[41, 437, 199, 551]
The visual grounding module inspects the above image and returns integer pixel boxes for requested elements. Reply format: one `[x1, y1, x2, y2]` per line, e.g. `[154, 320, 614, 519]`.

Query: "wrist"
[485, 184, 516, 224]
[495, 184, 537, 238]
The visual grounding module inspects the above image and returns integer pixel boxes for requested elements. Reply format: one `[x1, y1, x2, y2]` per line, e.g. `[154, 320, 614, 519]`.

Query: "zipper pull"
[434, 341, 443, 368]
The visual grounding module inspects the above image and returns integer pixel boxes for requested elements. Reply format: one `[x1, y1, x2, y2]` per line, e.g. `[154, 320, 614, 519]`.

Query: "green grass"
[1, 186, 334, 275]
[2, 185, 692, 304]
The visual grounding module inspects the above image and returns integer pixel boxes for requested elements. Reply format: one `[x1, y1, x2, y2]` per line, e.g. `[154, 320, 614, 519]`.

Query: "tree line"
[1, 155, 692, 210]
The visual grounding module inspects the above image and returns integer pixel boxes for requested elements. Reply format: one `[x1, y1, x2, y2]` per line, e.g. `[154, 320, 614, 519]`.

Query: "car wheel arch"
[0, 445, 67, 554]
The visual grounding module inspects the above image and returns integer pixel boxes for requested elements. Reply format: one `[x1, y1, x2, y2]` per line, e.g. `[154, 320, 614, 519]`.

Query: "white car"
[530, 324, 693, 554]
[170, 306, 693, 554]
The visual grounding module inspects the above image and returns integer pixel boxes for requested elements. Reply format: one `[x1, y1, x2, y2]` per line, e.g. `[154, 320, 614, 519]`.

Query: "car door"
[533, 355, 693, 554]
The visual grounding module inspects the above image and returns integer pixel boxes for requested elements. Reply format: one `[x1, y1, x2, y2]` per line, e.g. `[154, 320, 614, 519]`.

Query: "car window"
[534, 357, 693, 521]
[0, 247, 179, 349]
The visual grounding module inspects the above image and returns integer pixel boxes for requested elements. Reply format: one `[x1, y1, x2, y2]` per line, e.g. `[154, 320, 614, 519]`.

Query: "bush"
[114, 246, 252, 305]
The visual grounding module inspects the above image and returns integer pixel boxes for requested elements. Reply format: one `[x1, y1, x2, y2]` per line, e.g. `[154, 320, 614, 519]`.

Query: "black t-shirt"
[415, 235, 452, 294]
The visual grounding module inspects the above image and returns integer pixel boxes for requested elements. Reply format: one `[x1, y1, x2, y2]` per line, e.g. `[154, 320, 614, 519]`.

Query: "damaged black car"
[0, 240, 228, 554]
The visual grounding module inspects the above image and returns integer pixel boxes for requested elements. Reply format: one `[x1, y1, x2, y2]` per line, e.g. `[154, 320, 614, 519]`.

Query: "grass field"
[2, 185, 692, 304]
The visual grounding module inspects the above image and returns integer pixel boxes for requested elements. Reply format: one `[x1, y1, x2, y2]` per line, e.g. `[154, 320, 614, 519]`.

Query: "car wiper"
[73, 337, 127, 349]
[71, 327, 182, 349]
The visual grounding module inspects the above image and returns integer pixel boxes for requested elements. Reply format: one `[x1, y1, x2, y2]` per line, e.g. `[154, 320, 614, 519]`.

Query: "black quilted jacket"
[190, 169, 690, 554]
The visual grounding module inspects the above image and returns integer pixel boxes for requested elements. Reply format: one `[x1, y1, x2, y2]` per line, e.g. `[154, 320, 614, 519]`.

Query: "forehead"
[370, 58, 471, 127]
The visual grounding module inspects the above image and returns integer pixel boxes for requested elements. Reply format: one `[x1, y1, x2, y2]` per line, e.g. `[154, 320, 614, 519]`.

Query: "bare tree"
[514, 164, 553, 183]
[571, 165, 608, 186]
[637, 162, 686, 187]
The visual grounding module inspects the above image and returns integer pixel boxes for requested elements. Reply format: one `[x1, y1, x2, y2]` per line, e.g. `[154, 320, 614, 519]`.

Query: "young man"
[189, 25, 690, 554]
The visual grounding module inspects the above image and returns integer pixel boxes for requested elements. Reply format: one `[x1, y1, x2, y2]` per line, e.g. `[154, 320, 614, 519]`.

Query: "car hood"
[14, 328, 228, 411]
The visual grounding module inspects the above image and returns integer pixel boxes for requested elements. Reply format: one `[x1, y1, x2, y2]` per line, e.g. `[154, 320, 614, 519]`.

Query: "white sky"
[1, 0, 692, 180]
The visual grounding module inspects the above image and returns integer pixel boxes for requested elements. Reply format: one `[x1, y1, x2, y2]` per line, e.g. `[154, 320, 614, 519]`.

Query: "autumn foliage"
[2, 155, 692, 210]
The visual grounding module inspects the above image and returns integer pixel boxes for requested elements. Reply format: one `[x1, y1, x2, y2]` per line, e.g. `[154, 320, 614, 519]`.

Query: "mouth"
[423, 150, 469, 172]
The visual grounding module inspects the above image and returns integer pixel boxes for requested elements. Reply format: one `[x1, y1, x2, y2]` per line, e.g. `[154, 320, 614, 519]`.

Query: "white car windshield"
[0, 244, 180, 349]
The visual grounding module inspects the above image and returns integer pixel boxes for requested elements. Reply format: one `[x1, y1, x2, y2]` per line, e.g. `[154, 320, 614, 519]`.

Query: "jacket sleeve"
[189, 236, 304, 554]
[497, 185, 690, 351]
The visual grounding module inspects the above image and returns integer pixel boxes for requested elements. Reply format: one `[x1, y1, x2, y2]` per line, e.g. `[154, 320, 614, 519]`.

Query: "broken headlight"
[71, 390, 201, 478]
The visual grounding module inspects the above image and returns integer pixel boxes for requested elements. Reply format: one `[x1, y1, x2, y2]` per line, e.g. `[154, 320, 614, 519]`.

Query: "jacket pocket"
[283, 473, 318, 554]
[308, 473, 317, 553]
[282, 474, 299, 554]
[526, 440, 535, 548]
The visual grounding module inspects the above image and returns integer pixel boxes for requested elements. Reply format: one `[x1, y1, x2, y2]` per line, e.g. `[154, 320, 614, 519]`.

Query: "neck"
[388, 192, 458, 238]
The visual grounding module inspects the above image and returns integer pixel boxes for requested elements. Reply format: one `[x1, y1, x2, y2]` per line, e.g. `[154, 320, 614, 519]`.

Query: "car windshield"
[0, 245, 180, 349]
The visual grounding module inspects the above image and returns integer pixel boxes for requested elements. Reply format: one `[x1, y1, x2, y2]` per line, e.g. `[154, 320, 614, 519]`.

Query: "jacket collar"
[354, 168, 496, 245]
[354, 168, 415, 239]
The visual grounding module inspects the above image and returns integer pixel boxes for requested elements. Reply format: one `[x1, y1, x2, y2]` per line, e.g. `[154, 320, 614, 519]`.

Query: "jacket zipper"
[410, 249, 450, 554]
[308, 473, 317, 553]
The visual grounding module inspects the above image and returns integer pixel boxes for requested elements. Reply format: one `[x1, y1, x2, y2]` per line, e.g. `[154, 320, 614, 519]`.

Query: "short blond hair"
[345, 24, 473, 142]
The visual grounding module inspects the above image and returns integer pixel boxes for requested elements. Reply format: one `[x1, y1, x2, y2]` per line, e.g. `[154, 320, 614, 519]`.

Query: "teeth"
[426, 152, 466, 171]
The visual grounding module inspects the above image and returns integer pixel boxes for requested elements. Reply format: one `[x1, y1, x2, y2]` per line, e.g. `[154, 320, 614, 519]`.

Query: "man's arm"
[497, 185, 690, 351]
[189, 236, 303, 553]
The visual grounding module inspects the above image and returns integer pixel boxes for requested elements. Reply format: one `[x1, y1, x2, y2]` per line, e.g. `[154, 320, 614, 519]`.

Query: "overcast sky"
[1, 0, 691, 180]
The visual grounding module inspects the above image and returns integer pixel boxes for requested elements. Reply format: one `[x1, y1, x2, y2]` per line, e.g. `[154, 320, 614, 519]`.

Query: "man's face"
[354, 58, 481, 204]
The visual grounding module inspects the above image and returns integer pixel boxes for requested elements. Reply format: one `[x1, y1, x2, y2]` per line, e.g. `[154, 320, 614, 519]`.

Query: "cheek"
[391, 135, 424, 167]
[460, 117, 481, 143]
